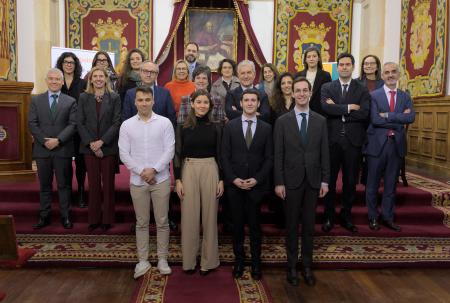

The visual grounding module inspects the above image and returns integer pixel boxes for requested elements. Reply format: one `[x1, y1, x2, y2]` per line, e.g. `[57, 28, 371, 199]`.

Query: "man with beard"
[184, 42, 201, 79]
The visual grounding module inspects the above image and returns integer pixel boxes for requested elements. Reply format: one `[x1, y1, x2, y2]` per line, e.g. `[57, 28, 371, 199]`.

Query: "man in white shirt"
[119, 86, 175, 279]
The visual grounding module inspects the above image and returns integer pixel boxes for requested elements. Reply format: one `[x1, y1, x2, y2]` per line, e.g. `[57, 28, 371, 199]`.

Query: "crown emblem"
[91, 17, 128, 40]
[294, 22, 331, 44]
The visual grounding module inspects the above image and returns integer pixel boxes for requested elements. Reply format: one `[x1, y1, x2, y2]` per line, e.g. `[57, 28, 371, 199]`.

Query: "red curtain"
[155, 0, 267, 86]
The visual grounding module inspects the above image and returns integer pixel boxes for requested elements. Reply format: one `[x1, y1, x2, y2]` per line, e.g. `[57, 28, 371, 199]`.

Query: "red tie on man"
[388, 90, 396, 136]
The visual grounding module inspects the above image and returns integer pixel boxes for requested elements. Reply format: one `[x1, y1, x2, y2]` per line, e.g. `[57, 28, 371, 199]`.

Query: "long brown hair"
[85, 66, 112, 94]
[271, 72, 294, 112]
[183, 89, 214, 129]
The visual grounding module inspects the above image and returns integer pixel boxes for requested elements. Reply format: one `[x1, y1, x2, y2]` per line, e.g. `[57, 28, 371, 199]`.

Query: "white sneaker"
[157, 259, 172, 275]
[134, 260, 151, 279]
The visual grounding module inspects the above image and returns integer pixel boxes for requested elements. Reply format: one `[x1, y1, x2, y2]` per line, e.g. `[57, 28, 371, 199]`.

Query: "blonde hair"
[172, 59, 190, 81]
[86, 67, 112, 94]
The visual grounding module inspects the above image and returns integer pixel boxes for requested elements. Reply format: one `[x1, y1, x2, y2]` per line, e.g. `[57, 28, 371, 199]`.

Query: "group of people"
[28, 42, 415, 286]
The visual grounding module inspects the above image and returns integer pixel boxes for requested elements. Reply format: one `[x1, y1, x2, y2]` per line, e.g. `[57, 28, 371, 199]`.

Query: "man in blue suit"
[122, 61, 176, 126]
[364, 62, 415, 232]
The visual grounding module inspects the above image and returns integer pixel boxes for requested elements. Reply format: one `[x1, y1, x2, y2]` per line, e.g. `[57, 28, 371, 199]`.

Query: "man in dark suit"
[225, 60, 271, 123]
[274, 77, 330, 286]
[122, 61, 176, 126]
[28, 68, 77, 229]
[320, 53, 370, 233]
[222, 88, 273, 280]
[364, 62, 415, 232]
[185, 42, 201, 79]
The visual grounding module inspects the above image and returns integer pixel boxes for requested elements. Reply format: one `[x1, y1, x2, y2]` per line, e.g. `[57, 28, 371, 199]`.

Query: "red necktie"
[388, 91, 396, 136]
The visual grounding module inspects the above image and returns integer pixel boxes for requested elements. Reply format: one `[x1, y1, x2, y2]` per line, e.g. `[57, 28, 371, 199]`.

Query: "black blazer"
[274, 110, 330, 190]
[76, 92, 121, 156]
[28, 92, 77, 158]
[295, 69, 331, 116]
[320, 79, 370, 147]
[221, 117, 273, 189]
[225, 86, 271, 123]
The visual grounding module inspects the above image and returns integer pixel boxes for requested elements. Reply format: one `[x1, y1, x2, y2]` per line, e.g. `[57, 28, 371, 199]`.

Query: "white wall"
[351, 2, 362, 78]
[153, 1, 173, 60]
[248, 0, 274, 63]
[383, 0, 401, 63]
[16, 0, 36, 86]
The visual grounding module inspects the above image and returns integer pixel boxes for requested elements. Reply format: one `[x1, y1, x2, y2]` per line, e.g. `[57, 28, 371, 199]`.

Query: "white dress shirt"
[241, 114, 257, 137]
[119, 113, 175, 186]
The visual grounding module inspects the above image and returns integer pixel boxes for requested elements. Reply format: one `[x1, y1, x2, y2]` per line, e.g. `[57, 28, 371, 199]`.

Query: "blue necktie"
[300, 113, 307, 144]
[50, 94, 58, 117]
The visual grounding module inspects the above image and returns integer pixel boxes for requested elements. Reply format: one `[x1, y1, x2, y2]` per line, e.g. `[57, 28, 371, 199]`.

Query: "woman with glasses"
[55, 52, 87, 208]
[77, 67, 121, 232]
[358, 55, 384, 92]
[85, 51, 118, 92]
[164, 60, 196, 117]
[294, 46, 331, 116]
[117, 48, 145, 103]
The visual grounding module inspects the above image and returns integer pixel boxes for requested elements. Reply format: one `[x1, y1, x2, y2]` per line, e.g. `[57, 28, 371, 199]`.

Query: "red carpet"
[129, 266, 272, 303]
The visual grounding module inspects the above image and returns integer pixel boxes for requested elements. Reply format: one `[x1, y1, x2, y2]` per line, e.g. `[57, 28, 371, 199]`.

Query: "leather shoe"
[382, 219, 401, 232]
[321, 219, 334, 233]
[199, 269, 212, 276]
[88, 223, 100, 232]
[369, 219, 380, 231]
[169, 219, 177, 231]
[232, 263, 244, 279]
[286, 268, 299, 286]
[183, 269, 197, 275]
[340, 220, 358, 233]
[302, 267, 316, 286]
[77, 186, 87, 208]
[61, 217, 73, 229]
[33, 217, 51, 229]
[251, 265, 262, 280]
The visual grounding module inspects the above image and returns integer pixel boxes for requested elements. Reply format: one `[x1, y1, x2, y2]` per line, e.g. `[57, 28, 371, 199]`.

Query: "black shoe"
[33, 217, 51, 229]
[77, 186, 87, 208]
[251, 264, 262, 280]
[183, 269, 196, 275]
[61, 217, 73, 229]
[381, 219, 401, 232]
[101, 224, 111, 231]
[369, 219, 380, 231]
[401, 175, 408, 187]
[169, 219, 177, 231]
[88, 223, 100, 232]
[340, 220, 358, 233]
[302, 267, 316, 286]
[286, 268, 299, 286]
[321, 219, 334, 233]
[199, 269, 212, 276]
[232, 262, 244, 279]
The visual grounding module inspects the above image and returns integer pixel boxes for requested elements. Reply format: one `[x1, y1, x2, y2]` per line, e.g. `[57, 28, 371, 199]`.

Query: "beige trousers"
[130, 179, 170, 262]
[181, 157, 220, 271]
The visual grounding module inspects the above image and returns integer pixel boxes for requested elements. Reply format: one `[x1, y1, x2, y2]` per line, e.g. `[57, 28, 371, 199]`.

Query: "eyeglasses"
[63, 61, 75, 66]
[176, 67, 188, 71]
[141, 70, 158, 75]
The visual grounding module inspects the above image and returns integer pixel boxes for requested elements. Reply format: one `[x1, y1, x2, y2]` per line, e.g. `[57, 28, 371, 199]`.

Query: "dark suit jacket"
[225, 86, 271, 123]
[28, 92, 77, 158]
[221, 117, 273, 189]
[274, 110, 330, 189]
[320, 79, 370, 147]
[295, 69, 331, 116]
[76, 92, 121, 156]
[121, 85, 176, 126]
[364, 87, 415, 158]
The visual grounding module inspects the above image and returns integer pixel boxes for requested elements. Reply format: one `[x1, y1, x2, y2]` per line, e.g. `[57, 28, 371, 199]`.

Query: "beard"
[185, 54, 196, 63]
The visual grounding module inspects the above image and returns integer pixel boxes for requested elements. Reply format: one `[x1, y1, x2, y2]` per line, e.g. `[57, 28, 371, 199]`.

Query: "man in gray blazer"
[28, 68, 77, 229]
[274, 77, 330, 287]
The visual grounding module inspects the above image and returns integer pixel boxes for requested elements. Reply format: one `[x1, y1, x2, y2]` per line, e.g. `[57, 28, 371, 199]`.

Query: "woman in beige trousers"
[174, 89, 224, 275]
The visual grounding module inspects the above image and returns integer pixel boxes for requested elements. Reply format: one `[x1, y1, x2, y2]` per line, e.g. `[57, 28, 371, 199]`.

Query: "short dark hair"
[185, 42, 199, 51]
[135, 85, 153, 97]
[192, 65, 212, 92]
[293, 76, 312, 91]
[217, 58, 237, 76]
[241, 88, 260, 101]
[337, 52, 355, 65]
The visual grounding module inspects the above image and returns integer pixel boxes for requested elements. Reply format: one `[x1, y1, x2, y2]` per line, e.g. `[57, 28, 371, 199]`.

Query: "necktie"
[300, 113, 307, 144]
[245, 120, 253, 148]
[342, 84, 348, 99]
[50, 94, 58, 117]
[389, 90, 396, 112]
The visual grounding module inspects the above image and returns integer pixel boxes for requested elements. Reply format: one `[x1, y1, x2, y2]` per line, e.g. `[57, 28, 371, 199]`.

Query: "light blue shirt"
[294, 106, 309, 134]
[48, 91, 61, 107]
[242, 114, 257, 137]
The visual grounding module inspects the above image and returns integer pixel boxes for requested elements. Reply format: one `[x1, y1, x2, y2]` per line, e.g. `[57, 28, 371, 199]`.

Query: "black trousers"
[36, 156, 72, 219]
[72, 133, 86, 188]
[285, 181, 318, 269]
[323, 136, 361, 222]
[227, 186, 264, 267]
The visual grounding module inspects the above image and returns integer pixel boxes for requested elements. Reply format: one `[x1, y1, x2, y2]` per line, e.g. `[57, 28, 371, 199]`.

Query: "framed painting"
[185, 8, 238, 71]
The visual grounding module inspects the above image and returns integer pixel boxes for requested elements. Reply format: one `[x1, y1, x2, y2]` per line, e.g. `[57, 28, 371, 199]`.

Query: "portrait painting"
[185, 8, 237, 71]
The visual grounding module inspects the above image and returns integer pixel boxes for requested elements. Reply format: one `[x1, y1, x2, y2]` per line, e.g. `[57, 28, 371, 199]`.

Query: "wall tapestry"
[65, 0, 152, 73]
[0, 0, 17, 81]
[273, 0, 353, 74]
[398, 0, 448, 97]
